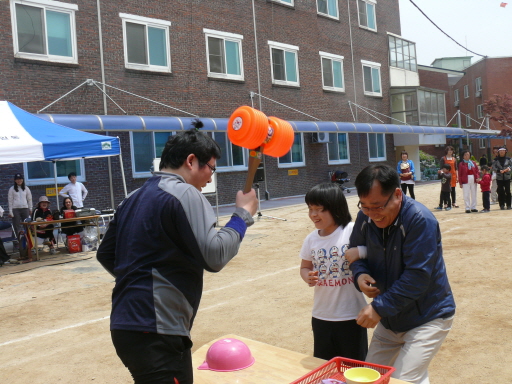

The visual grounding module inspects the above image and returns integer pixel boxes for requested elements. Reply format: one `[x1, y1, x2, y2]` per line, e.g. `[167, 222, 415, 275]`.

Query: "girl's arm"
[300, 259, 318, 287]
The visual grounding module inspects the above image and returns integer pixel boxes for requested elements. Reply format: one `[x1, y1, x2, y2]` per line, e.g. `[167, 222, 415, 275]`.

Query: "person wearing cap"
[8, 173, 33, 240]
[492, 147, 512, 210]
[59, 172, 88, 209]
[32, 196, 57, 255]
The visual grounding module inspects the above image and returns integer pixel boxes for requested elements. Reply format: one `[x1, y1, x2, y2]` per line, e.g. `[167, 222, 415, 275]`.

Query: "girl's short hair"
[401, 151, 408, 157]
[305, 183, 351, 227]
[444, 146, 455, 154]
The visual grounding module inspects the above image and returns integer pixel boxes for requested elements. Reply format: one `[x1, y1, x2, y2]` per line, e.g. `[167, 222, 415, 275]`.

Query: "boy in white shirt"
[59, 172, 88, 208]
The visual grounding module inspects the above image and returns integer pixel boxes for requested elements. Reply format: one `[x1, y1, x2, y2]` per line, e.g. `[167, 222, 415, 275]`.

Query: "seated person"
[60, 197, 84, 237]
[32, 196, 57, 254]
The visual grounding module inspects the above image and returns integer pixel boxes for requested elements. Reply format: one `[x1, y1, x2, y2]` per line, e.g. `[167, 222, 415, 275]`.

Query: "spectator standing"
[397, 151, 415, 199]
[59, 172, 88, 208]
[490, 147, 500, 205]
[492, 147, 512, 210]
[478, 165, 492, 213]
[439, 165, 452, 211]
[458, 150, 480, 213]
[8, 173, 32, 239]
[349, 165, 455, 384]
[96, 122, 258, 384]
[436, 146, 459, 209]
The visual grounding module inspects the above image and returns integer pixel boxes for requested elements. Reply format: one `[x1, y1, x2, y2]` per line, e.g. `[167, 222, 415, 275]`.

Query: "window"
[120, 13, 171, 72]
[358, 0, 377, 31]
[272, 0, 293, 4]
[10, 0, 78, 63]
[464, 84, 469, 99]
[204, 29, 244, 81]
[391, 91, 418, 125]
[278, 133, 305, 167]
[454, 89, 459, 103]
[131, 131, 174, 177]
[475, 77, 482, 92]
[479, 139, 486, 149]
[320, 52, 344, 92]
[362, 60, 382, 96]
[388, 35, 416, 72]
[210, 132, 247, 170]
[268, 41, 299, 87]
[327, 133, 350, 164]
[477, 104, 484, 119]
[466, 114, 471, 128]
[317, 0, 339, 19]
[368, 133, 386, 161]
[418, 90, 446, 126]
[24, 160, 84, 185]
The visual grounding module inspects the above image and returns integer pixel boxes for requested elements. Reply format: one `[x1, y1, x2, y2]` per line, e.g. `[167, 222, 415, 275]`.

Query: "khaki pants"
[366, 315, 454, 384]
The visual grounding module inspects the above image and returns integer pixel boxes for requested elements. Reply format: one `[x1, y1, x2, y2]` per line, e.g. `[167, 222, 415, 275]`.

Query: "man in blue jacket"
[349, 165, 455, 384]
[97, 122, 257, 384]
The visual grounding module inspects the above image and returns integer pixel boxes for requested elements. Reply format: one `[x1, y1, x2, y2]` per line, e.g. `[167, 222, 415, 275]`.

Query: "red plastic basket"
[290, 357, 395, 384]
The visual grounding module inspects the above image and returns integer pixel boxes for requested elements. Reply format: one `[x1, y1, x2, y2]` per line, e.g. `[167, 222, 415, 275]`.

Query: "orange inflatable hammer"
[227, 106, 295, 193]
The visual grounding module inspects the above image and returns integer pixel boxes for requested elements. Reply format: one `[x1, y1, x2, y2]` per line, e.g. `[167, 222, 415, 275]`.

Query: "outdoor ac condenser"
[312, 132, 330, 143]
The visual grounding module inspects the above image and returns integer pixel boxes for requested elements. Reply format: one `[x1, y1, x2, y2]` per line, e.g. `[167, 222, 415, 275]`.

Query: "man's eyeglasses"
[205, 162, 216, 174]
[357, 192, 395, 213]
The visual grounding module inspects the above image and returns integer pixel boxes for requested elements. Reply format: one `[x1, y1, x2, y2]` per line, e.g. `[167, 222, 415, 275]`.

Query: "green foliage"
[419, 150, 436, 163]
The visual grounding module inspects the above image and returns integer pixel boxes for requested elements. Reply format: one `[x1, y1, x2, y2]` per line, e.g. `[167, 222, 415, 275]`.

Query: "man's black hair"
[68, 172, 77, 179]
[305, 183, 351, 227]
[354, 165, 400, 198]
[160, 119, 221, 170]
[442, 164, 451, 171]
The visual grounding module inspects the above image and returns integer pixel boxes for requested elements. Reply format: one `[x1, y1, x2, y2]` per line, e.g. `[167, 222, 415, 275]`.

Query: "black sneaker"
[501, 206, 505, 210]
[471, 209, 478, 212]
[465, 210, 471, 213]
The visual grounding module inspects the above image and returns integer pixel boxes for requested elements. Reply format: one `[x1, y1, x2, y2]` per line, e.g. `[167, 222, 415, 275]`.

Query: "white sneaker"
[50, 248, 58, 255]
[490, 202, 496, 205]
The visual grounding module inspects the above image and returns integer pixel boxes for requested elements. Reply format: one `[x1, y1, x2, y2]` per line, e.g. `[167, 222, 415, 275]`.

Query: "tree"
[483, 94, 512, 136]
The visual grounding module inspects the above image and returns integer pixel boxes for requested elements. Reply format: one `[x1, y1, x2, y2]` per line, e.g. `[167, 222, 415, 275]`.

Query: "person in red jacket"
[478, 165, 492, 212]
[458, 150, 480, 213]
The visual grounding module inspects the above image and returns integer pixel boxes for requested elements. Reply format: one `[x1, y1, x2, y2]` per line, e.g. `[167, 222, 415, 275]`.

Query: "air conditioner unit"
[454, 100, 460, 107]
[475, 91, 482, 97]
[312, 132, 330, 143]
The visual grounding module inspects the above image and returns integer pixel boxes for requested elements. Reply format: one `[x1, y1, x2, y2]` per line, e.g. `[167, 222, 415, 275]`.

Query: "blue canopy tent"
[0, 101, 127, 207]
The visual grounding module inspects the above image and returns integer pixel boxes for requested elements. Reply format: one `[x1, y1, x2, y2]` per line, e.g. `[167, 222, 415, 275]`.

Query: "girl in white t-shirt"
[299, 183, 368, 361]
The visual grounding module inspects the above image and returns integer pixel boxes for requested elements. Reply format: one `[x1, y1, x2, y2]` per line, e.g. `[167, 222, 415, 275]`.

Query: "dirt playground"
[0, 181, 510, 384]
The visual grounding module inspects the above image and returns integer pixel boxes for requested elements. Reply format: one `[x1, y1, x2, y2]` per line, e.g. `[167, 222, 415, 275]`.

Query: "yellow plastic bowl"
[344, 367, 381, 384]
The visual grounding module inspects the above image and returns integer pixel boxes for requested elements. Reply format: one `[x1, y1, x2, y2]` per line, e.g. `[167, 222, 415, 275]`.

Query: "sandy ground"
[0, 181, 510, 384]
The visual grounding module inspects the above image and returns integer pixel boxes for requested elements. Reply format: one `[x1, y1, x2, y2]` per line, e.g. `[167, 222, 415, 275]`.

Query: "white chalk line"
[0, 316, 110, 348]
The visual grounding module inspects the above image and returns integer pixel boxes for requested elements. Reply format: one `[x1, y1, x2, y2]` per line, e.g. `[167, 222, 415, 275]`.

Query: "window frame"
[477, 104, 484, 119]
[317, 0, 339, 19]
[454, 89, 459, 103]
[23, 159, 86, 186]
[367, 133, 386, 162]
[268, 41, 300, 87]
[10, 0, 78, 64]
[271, 0, 294, 5]
[210, 132, 248, 171]
[130, 131, 174, 178]
[478, 138, 486, 149]
[361, 60, 382, 97]
[357, 0, 377, 31]
[466, 113, 471, 128]
[120, 13, 172, 73]
[320, 51, 345, 92]
[278, 133, 305, 168]
[327, 133, 350, 164]
[203, 28, 244, 81]
[475, 77, 482, 92]
[388, 34, 417, 72]
[463, 84, 469, 99]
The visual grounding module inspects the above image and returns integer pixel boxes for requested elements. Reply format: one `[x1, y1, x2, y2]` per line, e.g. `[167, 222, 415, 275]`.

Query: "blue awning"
[37, 113, 505, 137]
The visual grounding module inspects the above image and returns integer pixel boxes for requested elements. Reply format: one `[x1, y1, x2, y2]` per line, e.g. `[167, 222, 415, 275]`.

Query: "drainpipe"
[96, 0, 115, 209]
[347, 0, 360, 166]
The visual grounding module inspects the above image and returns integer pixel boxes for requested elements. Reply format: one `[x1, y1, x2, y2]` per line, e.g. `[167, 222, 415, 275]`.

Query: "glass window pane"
[322, 58, 333, 87]
[214, 134, 229, 167]
[126, 22, 147, 64]
[279, 151, 291, 164]
[363, 66, 372, 92]
[148, 27, 167, 66]
[232, 144, 244, 166]
[46, 11, 72, 57]
[377, 134, 385, 157]
[208, 37, 224, 73]
[358, 0, 367, 27]
[27, 160, 79, 180]
[133, 132, 154, 172]
[327, 133, 338, 160]
[285, 51, 297, 82]
[371, 67, 380, 93]
[318, 0, 328, 14]
[154, 132, 172, 157]
[367, 3, 376, 29]
[338, 133, 348, 160]
[438, 94, 446, 125]
[328, 0, 338, 17]
[291, 134, 303, 162]
[225, 40, 240, 75]
[272, 49, 285, 80]
[369, 134, 377, 158]
[389, 37, 397, 67]
[16, 4, 45, 54]
[333, 60, 343, 88]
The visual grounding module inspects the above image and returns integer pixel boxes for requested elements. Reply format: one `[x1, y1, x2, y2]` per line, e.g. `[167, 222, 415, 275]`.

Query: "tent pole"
[118, 137, 128, 198]
[53, 161, 59, 208]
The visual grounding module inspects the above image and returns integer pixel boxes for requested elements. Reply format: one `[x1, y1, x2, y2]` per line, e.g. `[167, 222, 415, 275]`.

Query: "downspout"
[97, 0, 116, 209]
[347, 0, 360, 166]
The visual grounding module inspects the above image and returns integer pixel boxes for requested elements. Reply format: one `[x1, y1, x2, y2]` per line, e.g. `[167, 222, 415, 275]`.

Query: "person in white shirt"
[8, 173, 33, 239]
[59, 172, 88, 208]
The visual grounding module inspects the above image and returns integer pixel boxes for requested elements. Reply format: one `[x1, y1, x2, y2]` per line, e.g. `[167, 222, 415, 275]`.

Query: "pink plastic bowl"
[197, 338, 255, 372]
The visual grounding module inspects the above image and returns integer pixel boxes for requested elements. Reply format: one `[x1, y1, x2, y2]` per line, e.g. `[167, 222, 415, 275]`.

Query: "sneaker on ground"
[445, 207, 452, 211]
[466, 210, 471, 213]
[480, 209, 490, 213]
[471, 209, 478, 212]
[434, 206, 443, 210]
[50, 248, 58, 255]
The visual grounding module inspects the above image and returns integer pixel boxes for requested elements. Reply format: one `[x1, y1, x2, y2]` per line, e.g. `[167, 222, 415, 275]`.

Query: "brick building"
[1, 0, 407, 211]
